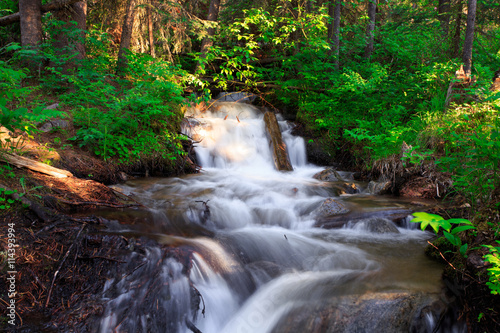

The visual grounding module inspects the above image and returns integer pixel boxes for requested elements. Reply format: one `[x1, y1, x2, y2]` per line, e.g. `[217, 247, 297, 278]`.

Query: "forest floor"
[0, 124, 168, 331]
[0, 120, 498, 332]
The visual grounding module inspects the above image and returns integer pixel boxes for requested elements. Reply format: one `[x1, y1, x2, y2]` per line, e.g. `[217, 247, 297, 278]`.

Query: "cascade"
[96, 102, 464, 333]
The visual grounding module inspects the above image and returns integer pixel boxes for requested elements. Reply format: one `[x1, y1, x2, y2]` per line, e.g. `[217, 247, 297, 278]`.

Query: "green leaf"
[443, 231, 461, 247]
[450, 225, 476, 235]
[447, 218, 473, 225]
[459, 243, 468, 257]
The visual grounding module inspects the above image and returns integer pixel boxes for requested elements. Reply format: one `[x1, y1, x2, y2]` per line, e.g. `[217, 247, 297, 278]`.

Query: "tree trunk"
[462, 0, 477, 75]
[327, 1, 334, 40]
[116, 0, 137, 74]
[199, 0, 221, 56]
[263, 112, 293, 172]
[0, 0, 82, 26]
[331, 0, 342, 69]
[364, 0, 377, 59]
[52, 1, 87, 71]
[306, 0, 313, 13]
[147, 1, 155, 58]
[438, 0, 450, 37]
[19, 0, 42, 72]
[451, 0, 463, 58]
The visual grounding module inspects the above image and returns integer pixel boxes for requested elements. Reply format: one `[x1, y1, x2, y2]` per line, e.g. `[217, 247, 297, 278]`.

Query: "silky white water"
[96, 102, 459, 333]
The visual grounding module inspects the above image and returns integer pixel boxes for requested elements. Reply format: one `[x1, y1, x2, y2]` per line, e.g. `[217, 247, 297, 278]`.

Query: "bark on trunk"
[263, 112, 293, 172]
[116, 0, 137, 73]
[0, 0, 82, 26]
[19, 0, 43, 73]
[438, 0, 450, 37]
[451, 0, 464, 58]
[364, 0, 377, 59]
[462, 0, 477, 75]
[199, 0, 221, 56]
[331, 0, 342, 69]
[147, 2, 155, 58]
[306, 1, 313, 13]
[52, 0, 87, 71]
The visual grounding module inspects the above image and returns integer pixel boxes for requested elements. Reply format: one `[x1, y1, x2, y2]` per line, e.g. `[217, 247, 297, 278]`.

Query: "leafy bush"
[411, 212, 477, 257]
[483, 241, 500, 295]
[0, 55, 66, 136]
[63, 50, 187, 163]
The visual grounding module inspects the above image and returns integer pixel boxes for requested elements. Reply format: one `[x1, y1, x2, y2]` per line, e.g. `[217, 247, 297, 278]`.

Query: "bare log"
[0, 0, 82, 26]
[263, 112, 293, 171]
[1, 152, 73, 178]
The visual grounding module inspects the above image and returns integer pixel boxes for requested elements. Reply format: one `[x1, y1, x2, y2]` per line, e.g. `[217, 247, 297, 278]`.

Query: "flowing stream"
[95, 102, 464, 333]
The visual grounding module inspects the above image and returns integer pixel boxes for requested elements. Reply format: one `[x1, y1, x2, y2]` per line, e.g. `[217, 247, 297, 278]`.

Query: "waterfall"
[97, 102, 464, 333]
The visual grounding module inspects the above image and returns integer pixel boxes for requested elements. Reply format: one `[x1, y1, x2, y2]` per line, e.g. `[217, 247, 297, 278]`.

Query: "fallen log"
[1, 152, 73, 178]
[263, 112, 293, 171]
[0, 0, 82, 26]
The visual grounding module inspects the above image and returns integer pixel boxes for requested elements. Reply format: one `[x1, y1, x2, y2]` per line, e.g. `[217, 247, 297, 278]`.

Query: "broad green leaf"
[444, 231, 461, 247]
[450, 225, 476, 235]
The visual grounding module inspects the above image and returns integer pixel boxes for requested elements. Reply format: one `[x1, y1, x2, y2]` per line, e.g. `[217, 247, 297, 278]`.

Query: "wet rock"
[246, 261, 286, 283]
[351, 217, 400, 234]
[271, 292, 447, 333]
[39, 118, 70, 133]
[315, 209, 413, 229]
[117, 171, 130, 182]
[331, 182, 359, 195]
[313, 198, 349, 218]
[366, 180, 392, 195]
[313, 167, 344, 182]
[306, 141, 334, 166]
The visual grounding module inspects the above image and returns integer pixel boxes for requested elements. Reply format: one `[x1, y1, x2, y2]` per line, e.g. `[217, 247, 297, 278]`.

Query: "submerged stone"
[352, 217, 400, 234]
[271, 292, 449, 333]
[314, 198, 350, 217]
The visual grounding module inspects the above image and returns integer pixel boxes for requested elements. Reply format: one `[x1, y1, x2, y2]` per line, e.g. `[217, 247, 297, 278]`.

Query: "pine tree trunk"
[199, 0, 221, 56]
[364, 0, 377, 59]
[147, 1, 155, 58]
[451, 0, 463, 58]
[462, 0, 476, 75]
[438, 0, 450, 37]
[327, 1, 334, 40]
[19, 0, 43, 73]
[332, 0, 341, 69]
[52, 1, 87, 72]
[0, 0, 83, 26]
[117, 0, 137, 74]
